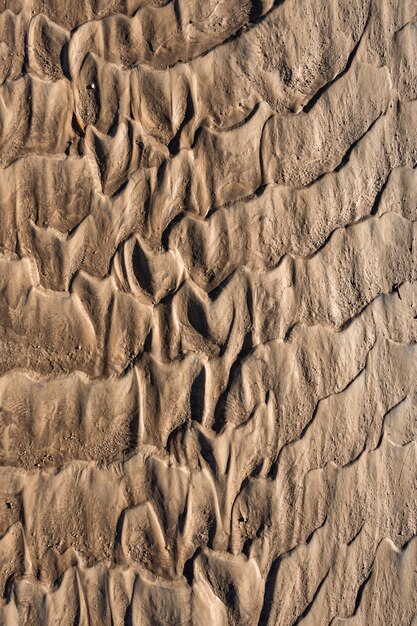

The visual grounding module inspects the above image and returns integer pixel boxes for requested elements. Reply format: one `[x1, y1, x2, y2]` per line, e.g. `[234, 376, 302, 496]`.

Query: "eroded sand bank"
[0, 0, 416, 624]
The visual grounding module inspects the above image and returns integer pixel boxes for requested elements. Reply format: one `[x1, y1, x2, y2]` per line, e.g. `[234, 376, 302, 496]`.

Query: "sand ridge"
[0, 0, 416, 624]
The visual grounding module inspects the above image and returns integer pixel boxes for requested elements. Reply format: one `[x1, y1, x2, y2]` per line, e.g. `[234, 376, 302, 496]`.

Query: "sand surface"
[0, 0, 416, 624]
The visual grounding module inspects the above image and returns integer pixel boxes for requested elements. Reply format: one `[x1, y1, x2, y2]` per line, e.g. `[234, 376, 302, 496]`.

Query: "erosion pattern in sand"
[0, 0, 416, 624]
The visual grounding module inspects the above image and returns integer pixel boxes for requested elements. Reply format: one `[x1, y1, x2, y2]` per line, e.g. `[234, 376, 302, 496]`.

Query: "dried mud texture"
[0, 0, 416, 624]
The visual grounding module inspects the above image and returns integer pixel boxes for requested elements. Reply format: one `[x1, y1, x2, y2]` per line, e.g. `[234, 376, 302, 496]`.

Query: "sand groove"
[0, 0, 416, 624]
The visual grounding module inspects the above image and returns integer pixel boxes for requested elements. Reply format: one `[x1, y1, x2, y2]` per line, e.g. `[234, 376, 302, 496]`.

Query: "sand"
[0, 0, 416, 624]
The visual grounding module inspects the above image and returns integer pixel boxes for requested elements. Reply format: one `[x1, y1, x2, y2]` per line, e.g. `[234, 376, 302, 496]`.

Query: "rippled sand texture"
[0, 0, 416, 624]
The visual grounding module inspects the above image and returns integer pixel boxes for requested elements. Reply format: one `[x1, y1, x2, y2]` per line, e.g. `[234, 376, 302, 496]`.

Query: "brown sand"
[0, 0, 416, 624]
